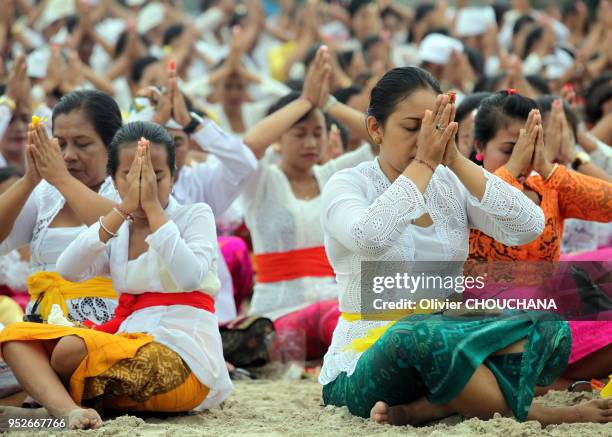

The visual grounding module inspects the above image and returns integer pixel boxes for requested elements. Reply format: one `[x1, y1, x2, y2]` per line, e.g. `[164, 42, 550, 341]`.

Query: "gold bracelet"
[98, 216, 117, 238]
[414, 158, 436, 174]
[544, 163, 559, 182]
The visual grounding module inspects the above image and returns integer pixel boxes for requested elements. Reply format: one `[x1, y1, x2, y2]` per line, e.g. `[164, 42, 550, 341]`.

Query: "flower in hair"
[506, 88, 518, 95]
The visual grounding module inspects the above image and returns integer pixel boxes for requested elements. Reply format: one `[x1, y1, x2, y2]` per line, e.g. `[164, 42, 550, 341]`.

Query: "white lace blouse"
[243, 144, 374, 320]
[56, 197, 232, 409]
[318, 159, 545, 385]
[0, 177, 119, 323]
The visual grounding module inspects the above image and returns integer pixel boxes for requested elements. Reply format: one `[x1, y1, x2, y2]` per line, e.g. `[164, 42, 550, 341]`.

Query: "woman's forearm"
[54, 176, 116, 226]
[448, 154, 487, 200]
[0, 177, 36, 242]
[244, 97, 312, 158]
[326, 102, 371, 143]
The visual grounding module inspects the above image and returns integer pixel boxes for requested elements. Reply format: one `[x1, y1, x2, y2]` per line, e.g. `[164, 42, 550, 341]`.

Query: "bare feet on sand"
[369, 401, 453, 426]
[0, 406, 102, 430]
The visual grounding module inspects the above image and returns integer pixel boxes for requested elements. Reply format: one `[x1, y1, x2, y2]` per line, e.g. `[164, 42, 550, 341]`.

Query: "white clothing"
[243, 144, 374, 320]
[318, 159, 545, 385]
[173, 119, 258, 322]
[56, 197, 232, 409]
[0, 177, 119, 323]
[0, 250, 29, 290]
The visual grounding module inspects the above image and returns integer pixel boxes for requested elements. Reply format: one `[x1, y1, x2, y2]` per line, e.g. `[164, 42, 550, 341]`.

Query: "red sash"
[84, 291, 215, 334]
[254, 246, 335, 283]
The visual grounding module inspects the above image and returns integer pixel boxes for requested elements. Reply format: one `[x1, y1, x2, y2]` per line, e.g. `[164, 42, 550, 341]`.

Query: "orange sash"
[254, 246, 334, 283]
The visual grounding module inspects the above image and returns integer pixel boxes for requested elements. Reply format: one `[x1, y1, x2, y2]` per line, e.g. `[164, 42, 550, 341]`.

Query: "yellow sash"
[341, 302, 437, 353]
[27, 272, 117, 320]
[601, 376, 612, 398]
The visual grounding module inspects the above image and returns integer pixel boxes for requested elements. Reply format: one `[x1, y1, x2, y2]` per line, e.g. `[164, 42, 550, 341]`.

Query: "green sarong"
[322, 311, 570, 422]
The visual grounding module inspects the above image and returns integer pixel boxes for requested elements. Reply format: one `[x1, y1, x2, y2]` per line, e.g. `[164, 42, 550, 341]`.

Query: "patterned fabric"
[469, 165, 612, 364]
[319, 159, 544, 386]
[0, 322, 209, 413]
[84, 342, 191, 405]
[323, 311, 571, 422]
[470, 166, 612, 262]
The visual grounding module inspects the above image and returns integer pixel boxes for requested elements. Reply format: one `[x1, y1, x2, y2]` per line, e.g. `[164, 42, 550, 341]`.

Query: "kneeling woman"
[0, 122, 232, 429]
[320, 67, 612, 425]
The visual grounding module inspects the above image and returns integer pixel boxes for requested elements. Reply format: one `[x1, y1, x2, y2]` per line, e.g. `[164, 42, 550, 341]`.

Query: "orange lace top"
[469, 165, 612, 262]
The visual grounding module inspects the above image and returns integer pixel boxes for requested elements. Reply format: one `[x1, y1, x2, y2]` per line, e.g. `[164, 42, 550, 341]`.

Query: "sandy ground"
[4, 375, 612, 437]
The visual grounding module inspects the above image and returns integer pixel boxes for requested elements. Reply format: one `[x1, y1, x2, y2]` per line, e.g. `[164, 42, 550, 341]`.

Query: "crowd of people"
[0, 0, 610, 431]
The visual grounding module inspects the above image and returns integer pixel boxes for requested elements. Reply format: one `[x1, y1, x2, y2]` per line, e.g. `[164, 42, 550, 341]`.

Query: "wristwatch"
[0, 95, 16, 112]
[571, 151, 591, 170]
[182, 112, 204, 135]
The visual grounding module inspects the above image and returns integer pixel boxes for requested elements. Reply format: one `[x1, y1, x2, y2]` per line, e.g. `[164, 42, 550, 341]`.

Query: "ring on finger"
[436, 123, 444, 131]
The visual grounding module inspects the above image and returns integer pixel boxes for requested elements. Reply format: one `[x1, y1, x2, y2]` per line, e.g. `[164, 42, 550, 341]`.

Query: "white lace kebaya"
[318, 158, 545, 386]
[243, 143, 374, 320]
[0, 177, 119, 323]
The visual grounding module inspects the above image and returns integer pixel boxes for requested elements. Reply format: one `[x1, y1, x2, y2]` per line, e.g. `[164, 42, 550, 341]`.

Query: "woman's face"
[221, 72, 247, 107]
[480, 120, 528, 175]
[168, 128, 189, 173]
[53, 109, 109, 189]
[457, 112, 475, 158]
[279, 109, 327, 171]
[0, 106, 30, 158]
[351, 3, 382, 42]
[114, 143, 173, 217]
[371, 88, 437, 173]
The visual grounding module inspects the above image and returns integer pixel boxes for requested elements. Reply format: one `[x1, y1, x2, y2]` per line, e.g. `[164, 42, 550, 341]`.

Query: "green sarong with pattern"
[323, 311, 570, 421]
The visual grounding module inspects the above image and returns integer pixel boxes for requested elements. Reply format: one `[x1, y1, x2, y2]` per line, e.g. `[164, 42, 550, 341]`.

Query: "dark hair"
[349, 0, 374, 17]
[337, 50, 356, 71]
[512, 15, 535, 37]
[535, 95, 578, 140]
[462, 44, 485, 77]
[304, 44, 323, 70]
[52, 90, 122, 148]
[131, 56, 159, 84]
[114, 31, 150, 59]
[473, 90, 538, 147]
[492, 1, 510, 26]
[266, 92, 318, 125]
[326, 117, 349, 151]
[362, 35, 382, 53]
[108, 121, 176, 176]
[585, 82, 612, 124]
[414, 3, 435, 22]
[522, 26, 544, 59]
[0, 166, 23, 184]
[368, 67, 441, 125]
[163, 24, 185, 46]
[525, 75, 551, 95]
[455, 92, 492, 125]
[334, 86, 362, 105]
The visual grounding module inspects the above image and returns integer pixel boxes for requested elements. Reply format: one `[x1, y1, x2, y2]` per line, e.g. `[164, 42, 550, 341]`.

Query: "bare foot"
[575, 398, 612, 423]
[0, 406, 49, 417]
[66, 408, 103, 430]
[369, 401, 421, 426]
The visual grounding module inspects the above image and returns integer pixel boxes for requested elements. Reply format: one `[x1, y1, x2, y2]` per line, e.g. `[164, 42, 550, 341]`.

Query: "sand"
[4, 375, 612, 437]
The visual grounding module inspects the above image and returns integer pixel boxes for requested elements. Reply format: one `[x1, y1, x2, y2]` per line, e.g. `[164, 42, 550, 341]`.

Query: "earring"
[475, 152, 483, 161]
[375, 138, 382, 145]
